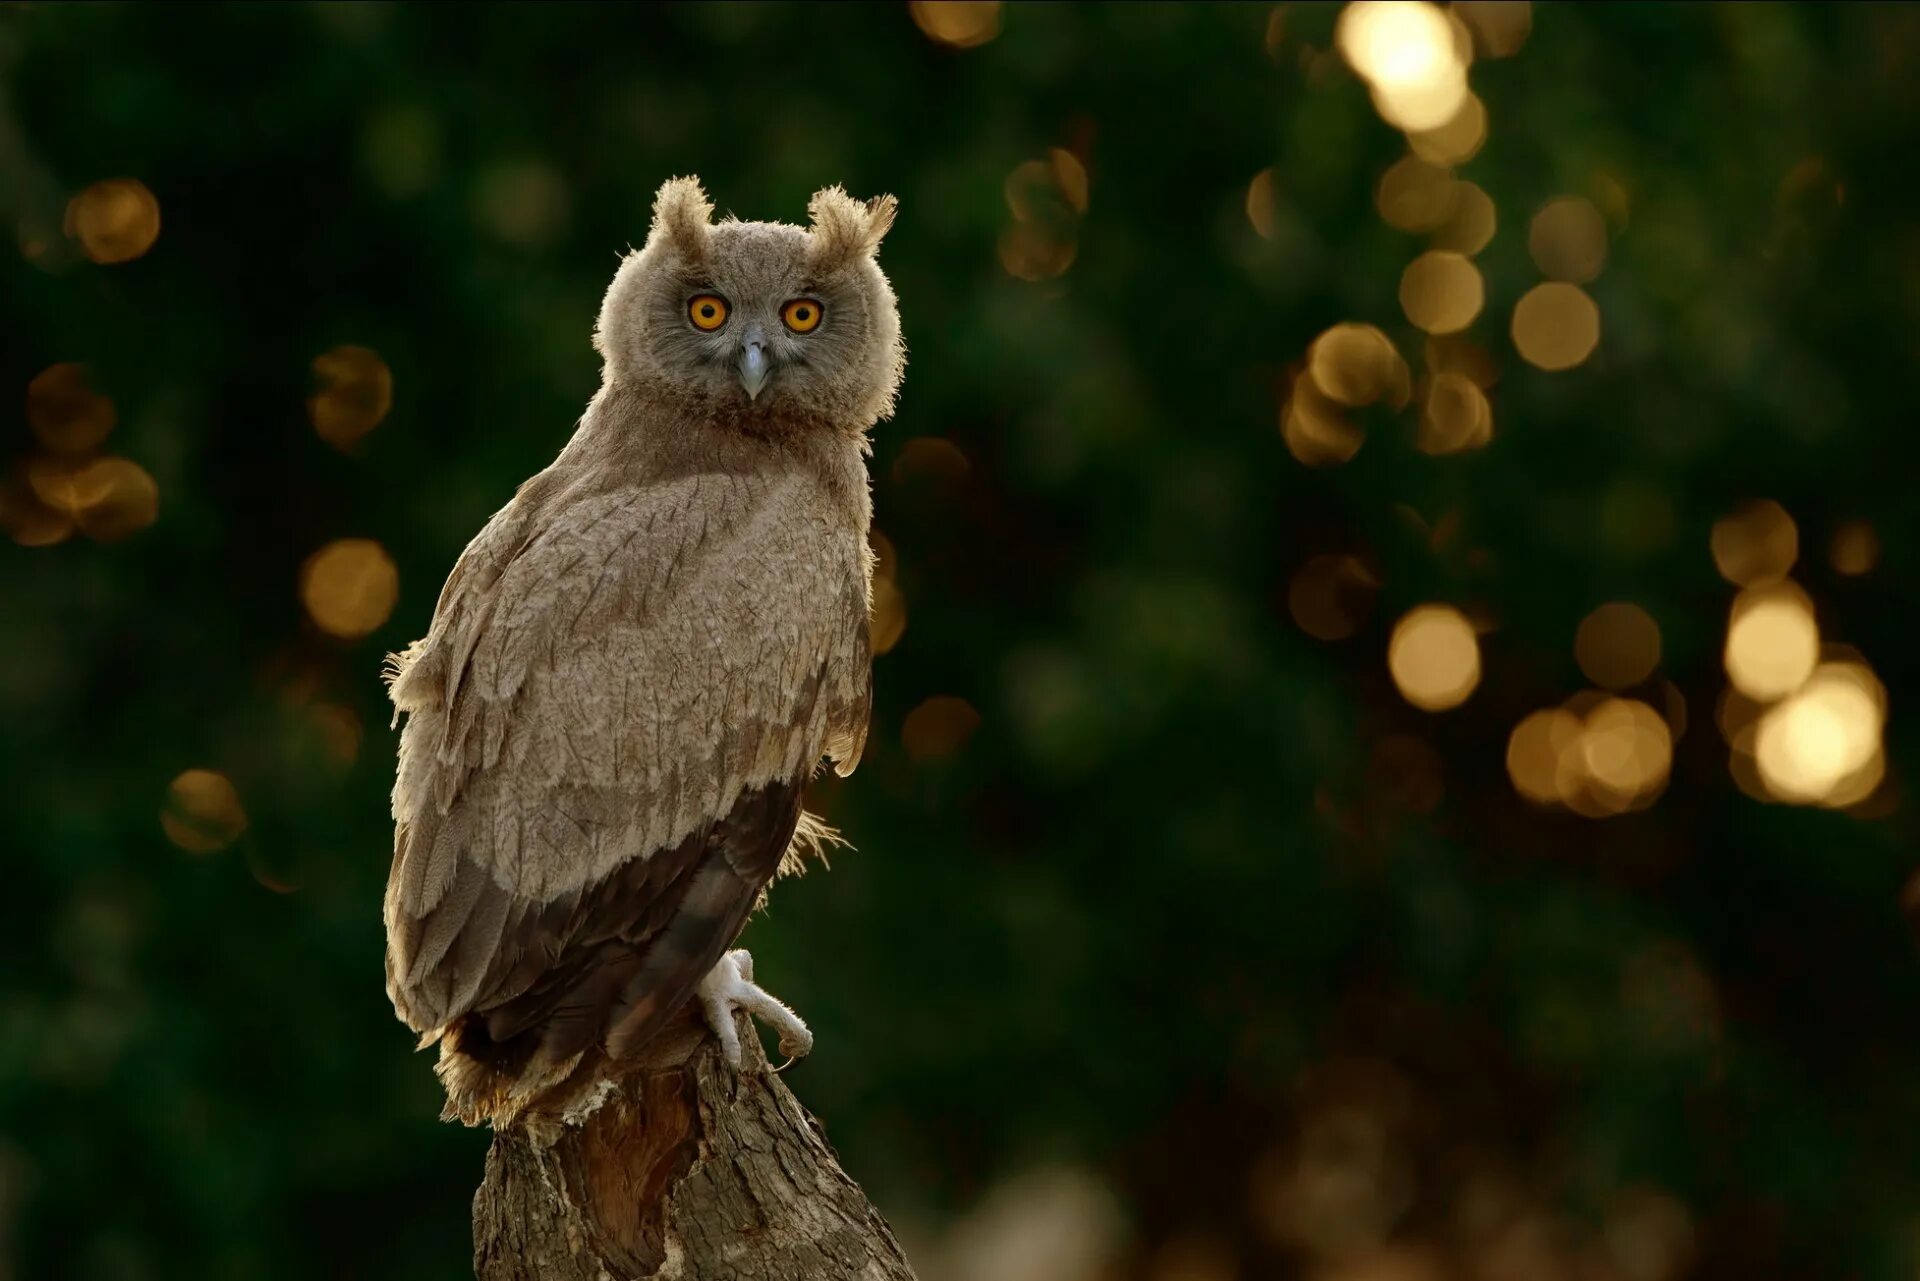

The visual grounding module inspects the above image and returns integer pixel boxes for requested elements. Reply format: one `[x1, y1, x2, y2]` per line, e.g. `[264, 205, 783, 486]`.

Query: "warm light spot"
[902, 695, 981, 761]
[1337, 1, 1472, 130]
[1454, 1, 1531, 58]
[1575, 601, 1662, 690]
[308, 346, 394, 450]
[1375, 154, 1460, 232]
[998, 220, 1076, 280]
[1308, 323, 1410, 408]
[1264, 7, 1288, 60]
[25, 454, 157, 541]
[63, 178, 161, 264]
[1602, 1187, 1696, 1281]
[1004, 160, 1061, 222]
[1288, 554, 1380, 641]
[1283, 375, 1365, 467]
[1829, 521, 1879, 577]
[891, 437, 971, 487]
[1407, 92, 1487, 167]
[1511, 282, 1600, 370]
[1416, 371, 1491, 454]
[473, 160, 570, 246]
[870, 577, 908, 656]
[1399, 251, 1483, 334]
[1049, 148, 1089, 214]
[26, 363, 117, 453]
[1388, 603, 1480, 711]
[1710, 499, 1797, 586]
[0, 466, 74, 547]
[1247, 168, 1278, 239]
[311, 703, 364, 767]
[301, 538, 400, 639]
[1755, 662, 1886, 805]
[910, 0, 1001, 48]
[1507, 708, 1582, 805]
[1724, 581, 1818, 701]
[162, 769, 247, 853]
[69, 457, 159, 541]
[1579, 698, 1672, 811]
[1528, 196, 1609, 283]
[1429, 180, 1496, 255]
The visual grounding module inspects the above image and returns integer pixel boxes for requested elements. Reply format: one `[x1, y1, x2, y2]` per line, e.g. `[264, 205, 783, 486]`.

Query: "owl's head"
[594, 176, 905, 436]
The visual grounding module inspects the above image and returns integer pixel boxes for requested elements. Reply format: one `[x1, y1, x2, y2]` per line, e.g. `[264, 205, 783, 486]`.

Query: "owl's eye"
[688, 294, 729, 331]
[780, 298, 825, 334]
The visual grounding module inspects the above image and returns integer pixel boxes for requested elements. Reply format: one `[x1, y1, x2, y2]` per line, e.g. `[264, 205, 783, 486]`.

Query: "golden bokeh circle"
[308, 346, 394, 450]
[1511, 282, 1600, 371]
[162, 769, 248, 853]
[901, 696, 982, 761]
[1574, 601, 1662, 690]
[1710, 500, 1797, 586]
[1416, 371, 1492, 455]
[301, 538, 400, 639]
[1288, 554, 1380, 641]
[1528, 196, 1609, 283]
[1308, 323, 1409, 408]
[1829, 520, 1878, 577]
[1399, 251, 1484, 334]
[64, 178, 161, 265]
[27, 363, 117, 453]
[1723, 582, 1818, 701]
[909, 0, 1001, 48]
[1387, 603, 1481, 711]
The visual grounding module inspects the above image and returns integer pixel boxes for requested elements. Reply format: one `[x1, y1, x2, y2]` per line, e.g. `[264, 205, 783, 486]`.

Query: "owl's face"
[596, 178, 904, 435]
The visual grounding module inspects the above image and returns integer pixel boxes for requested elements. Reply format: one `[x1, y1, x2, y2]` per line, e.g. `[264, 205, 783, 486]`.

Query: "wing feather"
[383, 462, 869, 1045]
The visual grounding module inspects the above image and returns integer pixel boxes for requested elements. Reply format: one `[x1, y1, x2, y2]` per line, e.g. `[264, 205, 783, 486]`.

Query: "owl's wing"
[382, 467, 870, 1065]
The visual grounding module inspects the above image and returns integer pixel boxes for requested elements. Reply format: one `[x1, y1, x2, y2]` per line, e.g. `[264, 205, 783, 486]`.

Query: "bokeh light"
[1398, 251, 1483, 334]
[26, 453, 158, 542]
[1428, 180, 1496, 255]
[1710, 499, 1797, 586]
[1387, 604, 1480, 711]
[301, 538, 400, 639]
[910, 0, 1001, 49]
[1527, 196, 1608, 283]
[1309, 323, 1411, 408]
[1754, 661, 1886, 806]
[1376, 154, 1459, 232]
[162, 769, 247, 853]
[1283, 374, 1366, 467]
[1507, 708, 1582, 805]
[1288, 554, 1380, 641]
[27, 363, 117, 453]
[1406, 92, 1487, 166]
[1575, 601, 1662, 689]
[1247, 168, 1278, 239]
[1724, 581, 1819, 701]
[902, 695, 981, 761]
[1416, 371, 1491, 454]
[1829, 520, 1879, 577]
[63, 178, 161, 264]
[1510, 696, 1672, 815]
[1511, 282, 1600, 370]
[1336, 1, 1472, 131]
[308, 345, 394, 450]
[1454, 0, 1532, 58]
[870, 530, 908, 656]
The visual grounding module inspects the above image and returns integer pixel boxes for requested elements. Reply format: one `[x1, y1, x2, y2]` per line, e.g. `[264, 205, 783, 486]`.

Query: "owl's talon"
[697, 948, 813, 1071]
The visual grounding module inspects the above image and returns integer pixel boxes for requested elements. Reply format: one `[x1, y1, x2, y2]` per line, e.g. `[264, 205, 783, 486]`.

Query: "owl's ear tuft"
[650, 176, 714, 263]
[807, 186, 898, 272]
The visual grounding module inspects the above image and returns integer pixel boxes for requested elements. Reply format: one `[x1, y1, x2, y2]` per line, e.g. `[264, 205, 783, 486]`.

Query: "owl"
[382, 176, 903, 1127]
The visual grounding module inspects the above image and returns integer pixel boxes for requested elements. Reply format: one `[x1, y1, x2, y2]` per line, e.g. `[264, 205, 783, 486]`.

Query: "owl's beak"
[737, 338, 771, 401]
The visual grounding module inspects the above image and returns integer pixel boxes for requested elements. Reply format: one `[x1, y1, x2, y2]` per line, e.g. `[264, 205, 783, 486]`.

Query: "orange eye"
[688, 294, 729, 331]
[781, 298, 824, 334]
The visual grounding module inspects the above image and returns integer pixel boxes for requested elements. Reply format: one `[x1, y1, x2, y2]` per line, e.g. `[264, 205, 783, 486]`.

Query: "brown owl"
[382, 176, 903, 1127]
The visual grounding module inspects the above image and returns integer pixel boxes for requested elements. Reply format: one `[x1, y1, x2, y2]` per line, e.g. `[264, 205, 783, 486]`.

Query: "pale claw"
[696, 948, 814, 1070]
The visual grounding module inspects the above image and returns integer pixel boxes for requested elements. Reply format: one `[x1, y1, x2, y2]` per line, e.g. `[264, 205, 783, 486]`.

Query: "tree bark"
[471, 1005, 919, 1281]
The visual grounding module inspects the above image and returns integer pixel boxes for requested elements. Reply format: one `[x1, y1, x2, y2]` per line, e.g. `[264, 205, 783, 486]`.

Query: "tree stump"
[471, 1005, 919, 1281]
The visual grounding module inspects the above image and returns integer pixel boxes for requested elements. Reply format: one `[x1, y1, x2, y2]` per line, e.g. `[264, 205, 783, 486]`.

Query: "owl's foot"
[696, 948, 813, 1071]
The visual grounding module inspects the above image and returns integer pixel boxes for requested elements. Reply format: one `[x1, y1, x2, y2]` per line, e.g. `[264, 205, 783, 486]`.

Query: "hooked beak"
[737, 338, 771, 401]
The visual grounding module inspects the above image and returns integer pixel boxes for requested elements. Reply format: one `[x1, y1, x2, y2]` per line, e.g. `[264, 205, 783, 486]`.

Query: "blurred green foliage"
[4, 3, 1920, 1279]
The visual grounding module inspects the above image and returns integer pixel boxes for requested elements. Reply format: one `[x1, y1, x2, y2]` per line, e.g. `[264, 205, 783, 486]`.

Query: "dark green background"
[5, 3, 1919, 1278]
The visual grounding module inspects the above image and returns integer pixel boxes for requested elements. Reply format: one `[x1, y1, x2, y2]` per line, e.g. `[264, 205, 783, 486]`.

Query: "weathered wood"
[472, 1007, 918, 1281]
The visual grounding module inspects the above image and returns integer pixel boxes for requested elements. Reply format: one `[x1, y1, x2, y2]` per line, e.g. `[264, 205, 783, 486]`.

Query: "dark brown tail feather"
[430, 779, 803, 1127]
